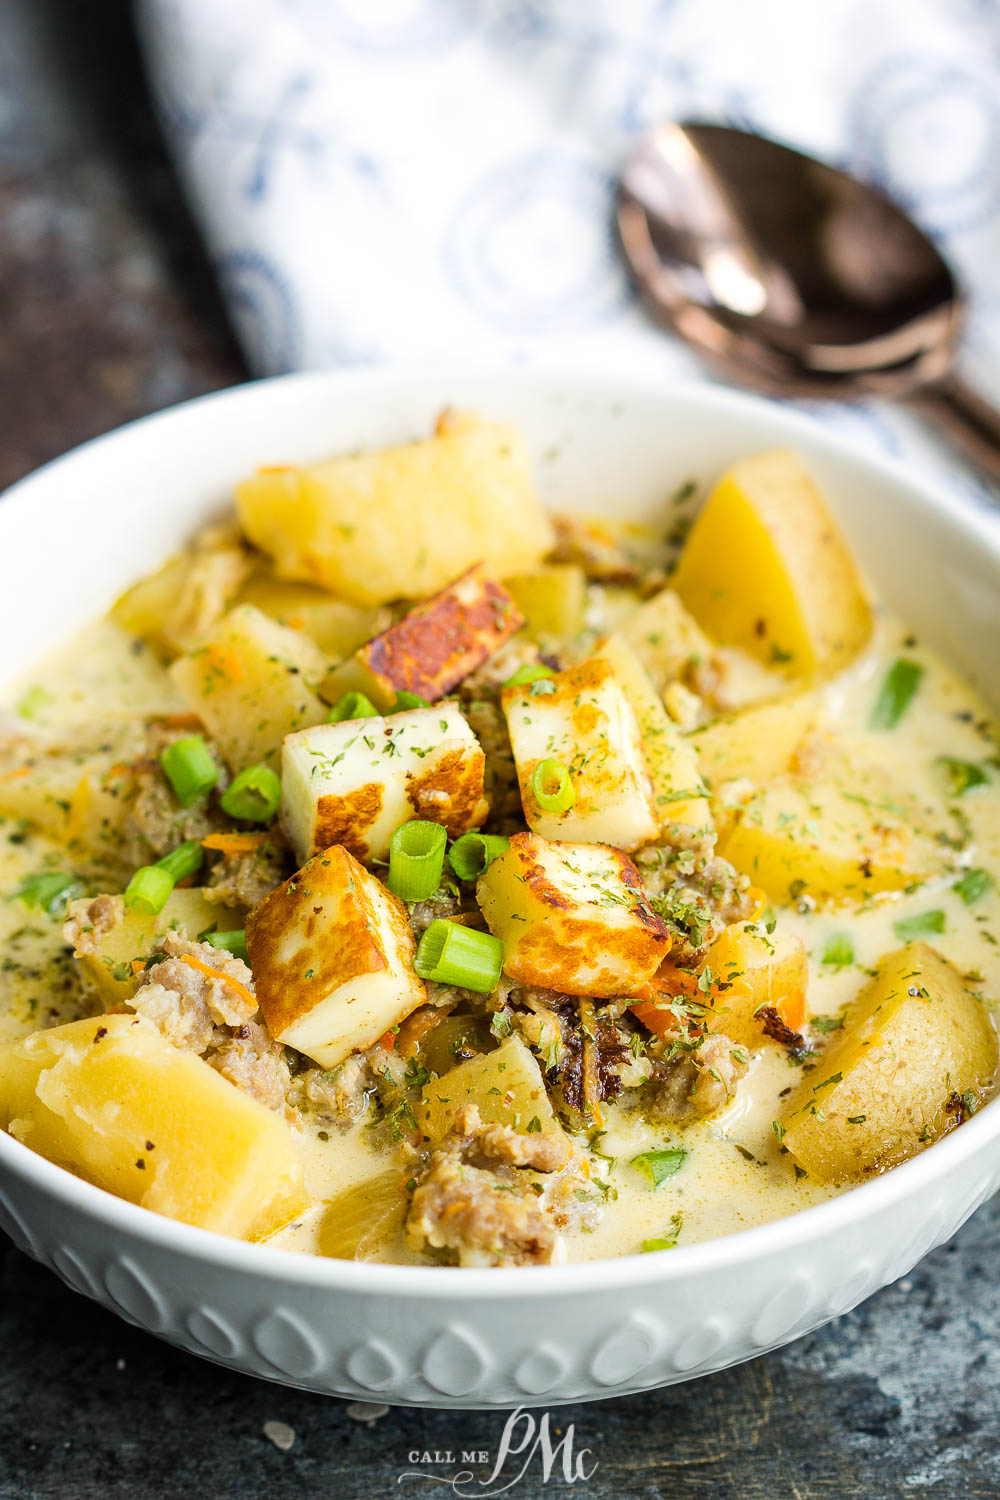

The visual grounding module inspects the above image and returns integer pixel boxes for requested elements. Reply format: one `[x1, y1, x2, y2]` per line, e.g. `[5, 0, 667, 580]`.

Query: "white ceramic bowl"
[2, 367, 1000, 1410]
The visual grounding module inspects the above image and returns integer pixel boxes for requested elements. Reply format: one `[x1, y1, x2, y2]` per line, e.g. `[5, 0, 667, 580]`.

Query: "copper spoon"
[617, 122, 1000, 484]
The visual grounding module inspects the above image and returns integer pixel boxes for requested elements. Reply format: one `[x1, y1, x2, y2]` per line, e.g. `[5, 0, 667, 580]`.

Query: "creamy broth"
[3, 593, 998, 1264]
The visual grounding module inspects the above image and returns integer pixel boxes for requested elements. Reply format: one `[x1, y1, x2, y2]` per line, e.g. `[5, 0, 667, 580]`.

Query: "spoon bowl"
[618, 122, 1000, 479]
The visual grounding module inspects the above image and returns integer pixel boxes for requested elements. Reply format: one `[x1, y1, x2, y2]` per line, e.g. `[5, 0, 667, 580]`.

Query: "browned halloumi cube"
[246, 846, 425, 1069]
[280, 703, 489, 864]
[501, 657, 659, 850]
[322, 565, 524, 711]
[476, 831, 671, 997]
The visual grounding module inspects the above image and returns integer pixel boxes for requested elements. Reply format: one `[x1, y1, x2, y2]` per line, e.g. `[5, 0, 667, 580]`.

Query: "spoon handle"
[906, 375, 1000, 488]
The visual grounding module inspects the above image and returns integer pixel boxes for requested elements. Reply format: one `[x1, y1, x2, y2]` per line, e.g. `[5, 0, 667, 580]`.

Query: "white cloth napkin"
[135, 0, 1000, 503]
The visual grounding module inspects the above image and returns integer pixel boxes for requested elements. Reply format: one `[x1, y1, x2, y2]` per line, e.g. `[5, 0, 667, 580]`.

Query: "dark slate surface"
[1, 5, 997, 1496]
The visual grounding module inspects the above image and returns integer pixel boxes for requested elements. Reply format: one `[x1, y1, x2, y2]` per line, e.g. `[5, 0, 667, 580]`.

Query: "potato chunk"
[781, 943, 998, 1181]
[169, 604, 327, 771]
[692, 691, 818, 791]
[417, 1035, 563, 1141]
[235, 412, 555, 607]
[281, 704, 488, 865]
[619, 588, 715, 695]
[502, 658, 659, 851]
[672, 450, 871, 676]
[477, 832, 671, 997]
[0, 1014, 306, 1239]
[592, 635, 712, 836]
[246, 845, 425, 1069]
[65, 889, 243, 1008]
[720, 764, 943, 904]
[504, 565, 587, 640]
[237, 575, 390, 662]
[704, 920, 809, 1048]
[322, 567, 523, 712]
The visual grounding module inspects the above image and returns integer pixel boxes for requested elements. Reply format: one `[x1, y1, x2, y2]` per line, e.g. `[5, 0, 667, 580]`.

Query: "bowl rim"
[2, 361, 999, 1300]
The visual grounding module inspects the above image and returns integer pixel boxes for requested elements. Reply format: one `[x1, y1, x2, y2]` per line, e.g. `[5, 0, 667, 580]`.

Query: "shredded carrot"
[776, 987, 806, 1032]
[130, 959, 145, 977]
[103, 762, 134, 782]
[746, 886, 767, 920]
[285, 615, 307, 631]
[0, 766, 30, 783]
[201, 831, 274, 854]
[628, 1000, 677, 1039]
[377, 1028, 397, 1052]
[179, 953, 255, 1009]
[203, 643, 245, 683]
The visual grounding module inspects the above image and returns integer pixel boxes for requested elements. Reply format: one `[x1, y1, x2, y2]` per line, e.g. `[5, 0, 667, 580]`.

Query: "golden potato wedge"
[592, 634, 713, 836]
[477, 832, 671, 997]
[417, 1034, 563, 1141]
[169, 604, 327, 771]
[781, 943, 998, 1181]
[620, 588, 715, 695]
[64, 889, 243, 1008]
[720, 763, 944, 904]
[691, 691, 818, 791]
[322, 566, 523, 711]
[246, 845, 425, 1069]
[504, 565, 587, 640]
[0, 1014, 307, 1238]
[238, 575, 390, 662]
[235, 412, 555, 606]
[672, 449, 871, 676]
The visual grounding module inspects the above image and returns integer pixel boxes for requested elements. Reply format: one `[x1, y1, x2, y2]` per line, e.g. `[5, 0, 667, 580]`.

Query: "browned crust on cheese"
[500, 832, 671, 996]
[406, 747, 489, 835]
[313, 783, 384, 861]
[360, 565, 524, 702]
[246, 845, 419, 1038]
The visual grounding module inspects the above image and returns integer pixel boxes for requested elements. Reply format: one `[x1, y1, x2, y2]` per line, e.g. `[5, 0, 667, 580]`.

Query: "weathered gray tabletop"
[1, 6, 998, 1497]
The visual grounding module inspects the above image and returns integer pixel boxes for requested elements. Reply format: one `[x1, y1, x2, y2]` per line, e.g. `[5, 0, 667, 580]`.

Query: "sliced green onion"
[821, 932, 855, 968]
[631, 1148, 687, 1187]
[954, 867, 994, 906]
[16, 685, 52, 720]
[124, 865, 175, 915]
[390, 691, 430, 712]
[125, 839, 204, 915]
[414, 919, 504, 993]
[893, 908, 946, 942]
[531, 758, 575, 815]
[327, 691, 379, 723]
[203, 930, 249, 963]
[387, 820, 447, 901]
[869, 658, 923, 729]
[937, 757, 991, 797]
[220, 764, 281, 823]
[7, 870, 78, 914]
[503, 662, 555, 690]
[448, 832, 510, 882]
[160, 735, 218, 807]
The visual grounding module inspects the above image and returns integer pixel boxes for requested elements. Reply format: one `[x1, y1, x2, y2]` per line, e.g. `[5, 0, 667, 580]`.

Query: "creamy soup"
[0, 417, 996, 1267]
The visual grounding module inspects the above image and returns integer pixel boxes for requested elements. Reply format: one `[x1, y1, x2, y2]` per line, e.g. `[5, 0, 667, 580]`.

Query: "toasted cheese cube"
[0, 1014, 306, 1240]
[281, 704, 489, 865]
[235, 412, 555, 607]
[592, 635, 713, 837]
[502, 658, 658, 851]
[322, 566, 524, 711]
[169, 604, 327, 771]
[246, 845, 425, 1068]
[477, 831, 671, 997]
